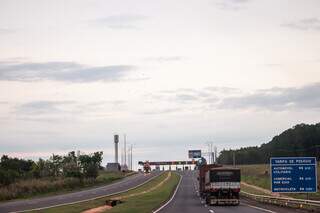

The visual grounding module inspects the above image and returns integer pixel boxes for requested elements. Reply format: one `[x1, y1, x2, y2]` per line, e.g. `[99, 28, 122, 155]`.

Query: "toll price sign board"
[188, 150, 202, 159]
[271, 157, 317, 193]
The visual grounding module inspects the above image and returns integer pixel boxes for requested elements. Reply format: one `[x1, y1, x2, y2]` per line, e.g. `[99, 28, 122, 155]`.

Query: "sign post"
[270, 157, 317, 193]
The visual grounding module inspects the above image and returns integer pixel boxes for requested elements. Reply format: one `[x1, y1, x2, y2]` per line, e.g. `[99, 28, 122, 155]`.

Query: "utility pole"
[120, 146, 123, 165]
[127, 147, 130, 170]
[210, 143, 213, 164]
[233, 151, 236, 167]
[207, 143, 211, 164]
[207, 141, 214, 164]
[214, 146, 217, 163]
[124, 134, 127, 166]
[130, 144, 133, 171]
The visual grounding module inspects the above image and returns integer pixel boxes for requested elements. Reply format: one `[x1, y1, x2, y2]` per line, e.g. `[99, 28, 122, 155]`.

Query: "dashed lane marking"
[244, 204, 277, 213]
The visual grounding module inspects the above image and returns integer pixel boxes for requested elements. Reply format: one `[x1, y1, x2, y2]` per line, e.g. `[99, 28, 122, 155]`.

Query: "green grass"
[239, 164, 270, 189]
[30, 172, 180, 213]
[0, 171, 132, 202]
[238, 164, 320, 200]
[240, 183, 269, 196]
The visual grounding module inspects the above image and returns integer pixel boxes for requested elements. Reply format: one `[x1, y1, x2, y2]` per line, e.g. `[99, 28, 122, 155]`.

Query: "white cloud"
[282, 18, 320, 31]
[0, 61, 135, 82]
[91, 14, 147, 29]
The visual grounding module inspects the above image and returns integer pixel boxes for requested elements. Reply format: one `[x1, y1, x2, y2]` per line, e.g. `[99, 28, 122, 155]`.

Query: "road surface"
[0, 172, 161, 213]
[158, 171, 307, 213]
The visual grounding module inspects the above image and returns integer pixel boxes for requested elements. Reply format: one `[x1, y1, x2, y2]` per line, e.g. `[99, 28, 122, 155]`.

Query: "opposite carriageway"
[0, 171, 161, 213]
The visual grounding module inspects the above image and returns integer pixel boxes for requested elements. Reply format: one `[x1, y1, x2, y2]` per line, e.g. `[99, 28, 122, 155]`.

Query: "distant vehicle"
[198, 164, 240, 205]
[143, 161, 151, 173]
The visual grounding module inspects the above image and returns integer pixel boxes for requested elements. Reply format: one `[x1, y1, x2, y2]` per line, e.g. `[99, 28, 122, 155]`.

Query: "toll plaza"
[138, 160, 197, 171]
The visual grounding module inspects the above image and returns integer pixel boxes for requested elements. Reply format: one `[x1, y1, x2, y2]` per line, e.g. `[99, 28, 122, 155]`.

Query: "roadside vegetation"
[215, 123, 320, 200]
[31, 172, 180, 213]
[239, 164, 320, 200]
[0, 151, 129, 201]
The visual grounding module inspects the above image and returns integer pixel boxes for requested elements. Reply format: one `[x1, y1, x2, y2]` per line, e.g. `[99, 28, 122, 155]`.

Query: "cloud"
[13, 100, 128, 121]
[15, 101, 76, 115]
[219, 83, 320, 110]
[0, 61, 135, 82]
[264, 63, 282, 67]
[144, 56, 185, 63]
[204, 86, 240, 94]
[0, 28, 15, 35]
[149, 83, 320, 112]
[281, 18, 320, 31]
[214, 0, 250, 10]
[143, 108, 182, 115]
[148, 87, 221, 104]
[92, 14, 147, 29]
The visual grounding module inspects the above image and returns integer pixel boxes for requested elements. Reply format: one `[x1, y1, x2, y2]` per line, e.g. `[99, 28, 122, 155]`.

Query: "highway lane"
[0, 171, 161, 213]
[157, 171, 306, 213]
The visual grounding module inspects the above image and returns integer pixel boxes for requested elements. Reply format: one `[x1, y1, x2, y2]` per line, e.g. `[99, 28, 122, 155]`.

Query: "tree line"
[0, 151, 103, 186]
[217, 123, 320, 165]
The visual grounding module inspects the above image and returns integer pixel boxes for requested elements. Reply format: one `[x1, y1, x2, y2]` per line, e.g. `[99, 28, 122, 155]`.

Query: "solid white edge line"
[244, 203, 277, 213]
[152, 173, 183, 213]
[11, 172, 163, 213]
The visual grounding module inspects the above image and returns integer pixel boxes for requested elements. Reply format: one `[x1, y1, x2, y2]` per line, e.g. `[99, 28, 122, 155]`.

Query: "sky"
[0, 0, 320, 169]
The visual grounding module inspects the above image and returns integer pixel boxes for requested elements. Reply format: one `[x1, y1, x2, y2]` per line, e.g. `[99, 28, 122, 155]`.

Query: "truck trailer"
[198, 165, 241, 205]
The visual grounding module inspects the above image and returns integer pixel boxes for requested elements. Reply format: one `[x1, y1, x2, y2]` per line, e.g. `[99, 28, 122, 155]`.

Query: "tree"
[78, 152, 103, 178]
[217, 123, 320, 165]
[62, 151, 81, 178]
[50, 154, 63, 177]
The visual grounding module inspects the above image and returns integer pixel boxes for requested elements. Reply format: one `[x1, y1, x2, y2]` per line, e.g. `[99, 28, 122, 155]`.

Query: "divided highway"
[0, 171, 161, 213]
[157, 171, 307, 213]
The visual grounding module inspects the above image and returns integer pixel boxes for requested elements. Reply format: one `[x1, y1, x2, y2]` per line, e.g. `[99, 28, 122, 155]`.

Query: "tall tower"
[114, 134, 119, 163]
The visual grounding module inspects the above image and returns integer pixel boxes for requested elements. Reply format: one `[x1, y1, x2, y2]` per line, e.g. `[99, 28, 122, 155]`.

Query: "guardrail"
[241, 191, 320, 211]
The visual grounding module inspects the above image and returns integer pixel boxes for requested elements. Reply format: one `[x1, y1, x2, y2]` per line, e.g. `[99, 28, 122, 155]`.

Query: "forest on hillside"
[217, 123, 320, 165]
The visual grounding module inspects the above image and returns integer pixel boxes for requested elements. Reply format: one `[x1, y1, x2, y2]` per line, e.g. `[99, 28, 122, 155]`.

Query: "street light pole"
[233, 151, 236, 167]
[130, 144, 133, 171]
[124, 134, 127, 166]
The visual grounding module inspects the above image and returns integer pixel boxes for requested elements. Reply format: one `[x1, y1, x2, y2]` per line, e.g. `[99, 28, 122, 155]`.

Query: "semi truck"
[198, 165, 241, 205]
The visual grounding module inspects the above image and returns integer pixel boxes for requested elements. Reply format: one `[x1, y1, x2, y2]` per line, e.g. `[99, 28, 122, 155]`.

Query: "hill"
[217, 123, 320, 164]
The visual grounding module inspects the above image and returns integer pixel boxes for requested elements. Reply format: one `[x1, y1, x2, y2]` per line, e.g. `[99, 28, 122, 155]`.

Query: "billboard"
[189, 150, 202, 159]
[271, 157, 317, 193]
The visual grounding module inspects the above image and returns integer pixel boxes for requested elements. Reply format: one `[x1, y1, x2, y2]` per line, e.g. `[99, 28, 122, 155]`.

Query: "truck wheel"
[205, 197, 210, 205]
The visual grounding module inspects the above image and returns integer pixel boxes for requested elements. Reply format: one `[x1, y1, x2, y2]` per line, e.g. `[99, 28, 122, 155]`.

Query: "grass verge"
[0, 171, 134, 202]
[238, 164, 320, 200]
[29, 172, 180, 213]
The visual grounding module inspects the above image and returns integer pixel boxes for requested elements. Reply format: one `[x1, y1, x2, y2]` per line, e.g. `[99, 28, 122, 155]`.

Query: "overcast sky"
[0, 0, 320, 168]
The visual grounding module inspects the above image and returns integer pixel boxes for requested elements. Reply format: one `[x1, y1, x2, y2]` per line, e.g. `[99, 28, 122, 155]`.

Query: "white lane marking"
[12, 172, 162, 213]
[209, 210, 215, 213]
[153, 173, 183, 213]
[244, 204, 277, 213]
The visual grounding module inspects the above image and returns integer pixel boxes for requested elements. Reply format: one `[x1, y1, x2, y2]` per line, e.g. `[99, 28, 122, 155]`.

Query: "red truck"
[143, 161, 151, 173]
[198, 165, 241, 205]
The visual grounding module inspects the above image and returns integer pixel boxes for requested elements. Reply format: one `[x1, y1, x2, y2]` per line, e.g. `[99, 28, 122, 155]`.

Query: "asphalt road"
[0, 171, 161, 213]
[157, 171, 307, 213]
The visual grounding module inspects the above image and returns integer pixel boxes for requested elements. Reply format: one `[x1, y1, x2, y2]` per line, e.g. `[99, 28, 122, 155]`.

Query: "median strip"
[29, 172, 180, 213]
